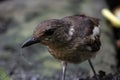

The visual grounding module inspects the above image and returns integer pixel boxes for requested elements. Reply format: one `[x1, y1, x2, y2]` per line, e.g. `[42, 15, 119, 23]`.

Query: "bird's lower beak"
[21, 37, 39, 48]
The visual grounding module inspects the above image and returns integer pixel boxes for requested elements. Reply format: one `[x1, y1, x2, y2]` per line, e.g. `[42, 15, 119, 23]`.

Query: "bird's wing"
[62, 15, 101, 52]
[73, 15, 101, 52]
[78, 17, 101, 52]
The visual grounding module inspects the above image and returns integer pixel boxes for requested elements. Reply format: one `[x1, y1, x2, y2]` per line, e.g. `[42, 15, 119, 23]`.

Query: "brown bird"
[22, 14, 101, 80]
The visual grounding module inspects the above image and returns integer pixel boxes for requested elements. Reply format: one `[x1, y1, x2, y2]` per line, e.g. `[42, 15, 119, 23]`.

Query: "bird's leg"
[61, 61, 67, 80]
[88, 59, 99, 80]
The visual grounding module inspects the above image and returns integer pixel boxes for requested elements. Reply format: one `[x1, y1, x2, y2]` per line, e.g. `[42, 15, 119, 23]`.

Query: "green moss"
[34, 51, 49, 61]
[43, 60, 61, 69]
[0, 67, 11, 80]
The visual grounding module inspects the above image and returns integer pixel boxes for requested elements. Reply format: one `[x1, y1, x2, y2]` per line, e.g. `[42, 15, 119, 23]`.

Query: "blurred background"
[0, 0, 120, 80]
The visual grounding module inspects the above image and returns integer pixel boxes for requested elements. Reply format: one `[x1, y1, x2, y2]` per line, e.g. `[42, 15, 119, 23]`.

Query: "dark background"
[0, 0, 117, 80]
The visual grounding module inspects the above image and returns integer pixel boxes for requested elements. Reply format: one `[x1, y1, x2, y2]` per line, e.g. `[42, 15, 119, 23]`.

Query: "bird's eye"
[44, 28, 56, 35]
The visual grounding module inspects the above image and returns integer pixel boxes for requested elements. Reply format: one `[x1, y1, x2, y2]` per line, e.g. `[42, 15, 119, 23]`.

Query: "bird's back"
[49, 15, 101, 63]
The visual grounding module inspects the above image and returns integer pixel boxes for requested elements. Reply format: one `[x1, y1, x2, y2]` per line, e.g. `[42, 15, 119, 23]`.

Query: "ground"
[0, 0, 117, 80]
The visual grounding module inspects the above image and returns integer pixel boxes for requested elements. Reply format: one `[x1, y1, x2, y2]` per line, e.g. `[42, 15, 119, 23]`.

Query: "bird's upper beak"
[21, 37, 39, 48]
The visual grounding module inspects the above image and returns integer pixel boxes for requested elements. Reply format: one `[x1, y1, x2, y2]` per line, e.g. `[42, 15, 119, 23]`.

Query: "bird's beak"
[21, 37, 39, 48]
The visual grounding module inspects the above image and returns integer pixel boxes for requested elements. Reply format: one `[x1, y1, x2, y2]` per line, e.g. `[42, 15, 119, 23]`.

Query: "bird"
[21, 14, 101, 80]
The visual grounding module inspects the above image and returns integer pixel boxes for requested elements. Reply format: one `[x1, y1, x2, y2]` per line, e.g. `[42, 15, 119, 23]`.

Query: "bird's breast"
[48, 46, 96, 63]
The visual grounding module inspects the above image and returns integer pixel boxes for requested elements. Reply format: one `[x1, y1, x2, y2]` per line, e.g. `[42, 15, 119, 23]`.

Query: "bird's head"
[21, 19, 70, 48]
